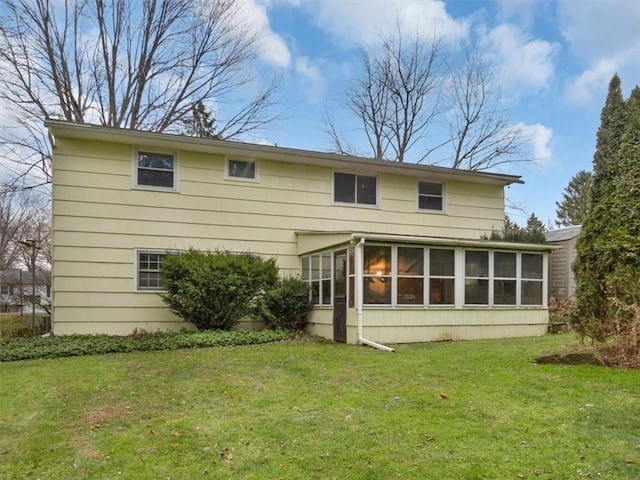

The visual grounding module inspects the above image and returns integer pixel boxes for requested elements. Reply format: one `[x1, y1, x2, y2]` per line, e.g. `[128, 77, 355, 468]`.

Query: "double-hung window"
[418, 181, 444, 212]
[137, 251, 166, 290]
[136, 151, 175, 189]
[334, 172, 377, 206]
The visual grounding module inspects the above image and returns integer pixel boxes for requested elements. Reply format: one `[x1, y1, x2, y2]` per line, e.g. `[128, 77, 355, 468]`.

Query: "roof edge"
[46, 120, 524, 186]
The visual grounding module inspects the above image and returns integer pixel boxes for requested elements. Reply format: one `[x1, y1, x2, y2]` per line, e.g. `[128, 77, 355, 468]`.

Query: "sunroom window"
[521, 254, 543, 305]
[363, 245, 391, 304]
[302, 254, 332, 306]
[429, 248, 455, 305]
[397, 247, 424, 305]
[465, 250, 489, 305]
[493, 252, 517, 305]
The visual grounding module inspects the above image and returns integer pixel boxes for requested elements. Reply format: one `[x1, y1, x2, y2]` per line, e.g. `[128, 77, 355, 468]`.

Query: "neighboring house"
[48, 120, 553, 346]
[545, 226, 581, 299]
[0, 269, 51, 314]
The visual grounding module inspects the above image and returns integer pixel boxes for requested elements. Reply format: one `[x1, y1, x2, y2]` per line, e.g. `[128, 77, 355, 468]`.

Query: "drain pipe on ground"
[354, 236, 395, 352]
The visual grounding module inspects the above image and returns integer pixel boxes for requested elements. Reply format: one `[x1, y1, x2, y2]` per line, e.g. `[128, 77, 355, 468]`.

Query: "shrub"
[548, 297, 574, 324]
[160, 249, 278, 330]
[264, 276, 312, 330]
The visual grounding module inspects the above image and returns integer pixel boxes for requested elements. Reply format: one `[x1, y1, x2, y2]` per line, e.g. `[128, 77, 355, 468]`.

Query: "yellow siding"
[52, 137, 508, 335]
[306, 308, 548, 344]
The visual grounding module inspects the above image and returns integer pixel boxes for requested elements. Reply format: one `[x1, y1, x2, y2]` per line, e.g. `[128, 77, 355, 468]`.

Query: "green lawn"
[1, 334, 638, 479]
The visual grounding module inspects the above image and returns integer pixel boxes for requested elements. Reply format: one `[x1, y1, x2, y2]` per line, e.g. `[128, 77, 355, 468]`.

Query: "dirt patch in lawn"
[535, 345, 604, 366]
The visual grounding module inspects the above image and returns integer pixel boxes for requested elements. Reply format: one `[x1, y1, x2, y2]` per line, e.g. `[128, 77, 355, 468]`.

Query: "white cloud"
[295, 56, 325, 103]
[494, 0, 552, 27]
[558, 0, 640, 105]
[241, 0, 291, 68]
[479, 24, 558, 100]
[557, 0, 640, 60]
[297, 0, 469, 46]
[516, 122, 553, 165]
[565, 58, 618, 105]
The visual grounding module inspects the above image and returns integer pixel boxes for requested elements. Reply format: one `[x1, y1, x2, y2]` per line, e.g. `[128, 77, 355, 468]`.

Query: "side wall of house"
[548, 240, 569, 298]
[52, 137, 506, 335]
[548, 237, 578, 300]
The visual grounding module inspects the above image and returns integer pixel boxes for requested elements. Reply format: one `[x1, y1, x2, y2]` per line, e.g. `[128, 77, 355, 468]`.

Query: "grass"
[1, 333, 639, 479]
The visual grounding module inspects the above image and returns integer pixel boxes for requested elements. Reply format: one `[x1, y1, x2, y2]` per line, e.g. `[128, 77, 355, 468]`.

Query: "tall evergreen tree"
[572, 75, 628, 340]
[572, 76, 640, 366]
[555, 170, 592, 227]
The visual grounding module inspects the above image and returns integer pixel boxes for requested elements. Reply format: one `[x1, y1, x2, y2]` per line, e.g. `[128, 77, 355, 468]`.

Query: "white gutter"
[354, 237, 395, 353]
[351, 232, 557, 252]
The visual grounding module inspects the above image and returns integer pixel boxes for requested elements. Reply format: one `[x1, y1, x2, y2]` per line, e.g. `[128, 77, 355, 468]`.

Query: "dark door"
[333, 249, 347, 343]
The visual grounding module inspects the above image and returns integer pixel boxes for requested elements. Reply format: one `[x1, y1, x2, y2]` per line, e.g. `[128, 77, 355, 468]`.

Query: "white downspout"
[355, 237, 394, 352]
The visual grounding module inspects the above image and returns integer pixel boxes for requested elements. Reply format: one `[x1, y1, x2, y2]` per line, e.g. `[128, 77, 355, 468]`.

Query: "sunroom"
[297, 232, 553, 349]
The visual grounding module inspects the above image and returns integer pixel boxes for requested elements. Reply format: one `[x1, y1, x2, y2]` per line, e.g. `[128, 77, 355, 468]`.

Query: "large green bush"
[263, 276, 312, 331]
[160, 249, 278, 330]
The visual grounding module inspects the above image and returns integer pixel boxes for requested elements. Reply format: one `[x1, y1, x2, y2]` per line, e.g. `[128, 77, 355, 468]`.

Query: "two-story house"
[48, 120, 552, 346]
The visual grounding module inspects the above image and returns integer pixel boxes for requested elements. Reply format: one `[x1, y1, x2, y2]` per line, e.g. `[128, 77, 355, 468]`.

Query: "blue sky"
[239, 0, 640, 227]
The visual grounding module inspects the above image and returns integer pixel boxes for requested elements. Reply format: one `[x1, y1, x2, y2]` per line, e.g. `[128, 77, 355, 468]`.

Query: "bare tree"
[0, 0, 282, 187]
[329, 26, 442, 162]
[442, 49, 528, 171]
[328, 27, 531, 170]
[0, 187, 48, 270]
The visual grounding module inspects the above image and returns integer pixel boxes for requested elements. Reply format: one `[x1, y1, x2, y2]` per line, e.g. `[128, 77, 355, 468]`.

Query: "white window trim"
[225, 157, 260, 183]
[354, 245, 547, 309]
[303, 245, 547, 310]
[302, 252, 333, 307]
[427, 247, 456, 307]
[492, 250, 518, 307]
[332, 170, 380, 209]
[134, 249, 168, 292]
[132, 148, 179, 192]
[416, 179, 446, 214]
[520, 252, 545, 307]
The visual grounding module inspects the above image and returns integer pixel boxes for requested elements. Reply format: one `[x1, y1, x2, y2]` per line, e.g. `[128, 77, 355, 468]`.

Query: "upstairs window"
[418, 181, 444, 212]
[226, 159, 258, 181]
[334, 172, 377, 206]
[136, 152, 175, 189]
